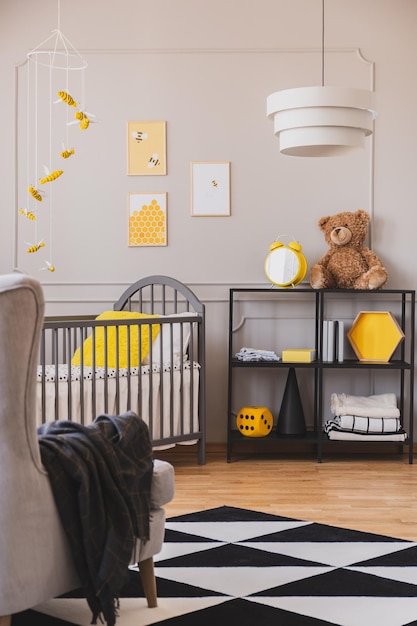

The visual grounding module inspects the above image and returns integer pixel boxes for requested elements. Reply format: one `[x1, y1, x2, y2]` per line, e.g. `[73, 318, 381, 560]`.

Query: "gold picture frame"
[191, 161, 231, 216]
[127, 121, 167, 175]
[128, 192, 167, 247]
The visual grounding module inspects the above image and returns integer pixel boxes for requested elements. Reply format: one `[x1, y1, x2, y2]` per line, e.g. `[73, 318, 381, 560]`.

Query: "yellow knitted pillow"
[71, 311, 160, 369]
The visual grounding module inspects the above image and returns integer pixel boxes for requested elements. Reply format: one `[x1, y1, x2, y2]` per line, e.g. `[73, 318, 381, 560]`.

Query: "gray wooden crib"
[36, 275, 206, 464]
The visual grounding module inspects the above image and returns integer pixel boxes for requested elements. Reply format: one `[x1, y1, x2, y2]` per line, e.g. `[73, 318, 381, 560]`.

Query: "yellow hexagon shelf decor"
[347, 311, 405, 362]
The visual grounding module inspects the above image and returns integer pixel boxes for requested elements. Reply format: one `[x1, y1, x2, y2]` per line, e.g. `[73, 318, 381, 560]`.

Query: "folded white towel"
[331, 415, 401, 434]
[330, 393, 400, 419]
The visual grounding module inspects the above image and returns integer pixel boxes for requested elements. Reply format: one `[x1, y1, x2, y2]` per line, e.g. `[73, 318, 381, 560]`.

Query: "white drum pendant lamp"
[267, 1, 377, 157]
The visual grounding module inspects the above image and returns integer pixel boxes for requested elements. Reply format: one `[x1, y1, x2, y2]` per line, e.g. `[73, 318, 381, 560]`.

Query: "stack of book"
[322, 320, 345, 362]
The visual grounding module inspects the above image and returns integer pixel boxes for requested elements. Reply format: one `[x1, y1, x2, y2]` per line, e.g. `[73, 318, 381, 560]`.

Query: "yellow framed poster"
[128, 192, 167, 246]
[127, 121, 167, 175]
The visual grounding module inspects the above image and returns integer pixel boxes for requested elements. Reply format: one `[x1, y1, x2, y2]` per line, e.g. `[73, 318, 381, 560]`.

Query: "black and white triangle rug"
[12, 506, 417, 626]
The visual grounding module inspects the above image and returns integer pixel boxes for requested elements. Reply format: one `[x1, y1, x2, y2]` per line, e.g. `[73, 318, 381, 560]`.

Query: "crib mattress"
[36, 361, 200, 447]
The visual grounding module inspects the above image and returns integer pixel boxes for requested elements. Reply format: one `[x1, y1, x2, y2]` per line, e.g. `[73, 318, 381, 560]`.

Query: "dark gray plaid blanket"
[38, 411, 153, 626]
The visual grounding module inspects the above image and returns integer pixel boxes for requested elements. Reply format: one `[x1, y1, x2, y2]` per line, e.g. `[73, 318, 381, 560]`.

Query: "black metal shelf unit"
[227, 287, 415, 463]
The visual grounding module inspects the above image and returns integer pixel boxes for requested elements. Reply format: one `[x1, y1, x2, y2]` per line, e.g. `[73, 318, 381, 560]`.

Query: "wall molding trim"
[76, 46, 371, 56]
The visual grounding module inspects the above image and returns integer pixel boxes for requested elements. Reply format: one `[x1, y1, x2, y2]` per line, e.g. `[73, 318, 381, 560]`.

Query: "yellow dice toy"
[236, 407, 274, 437]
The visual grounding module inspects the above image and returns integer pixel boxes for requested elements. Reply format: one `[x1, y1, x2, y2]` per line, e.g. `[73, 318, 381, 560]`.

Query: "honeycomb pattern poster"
[128, 192, 167, 246]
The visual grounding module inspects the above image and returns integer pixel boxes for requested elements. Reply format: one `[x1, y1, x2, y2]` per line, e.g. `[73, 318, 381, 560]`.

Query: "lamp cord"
[321, 0, 325, 87]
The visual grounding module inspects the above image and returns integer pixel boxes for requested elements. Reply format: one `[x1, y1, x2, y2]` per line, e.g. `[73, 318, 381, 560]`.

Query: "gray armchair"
[0, 273, 174, 626]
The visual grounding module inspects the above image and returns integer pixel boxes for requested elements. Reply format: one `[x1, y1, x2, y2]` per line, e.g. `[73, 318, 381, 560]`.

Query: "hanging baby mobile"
[18, 0, 95, 273]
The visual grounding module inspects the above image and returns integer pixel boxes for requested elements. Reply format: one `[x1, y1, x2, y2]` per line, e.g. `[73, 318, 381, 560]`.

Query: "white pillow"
[146, 312, 198, 365]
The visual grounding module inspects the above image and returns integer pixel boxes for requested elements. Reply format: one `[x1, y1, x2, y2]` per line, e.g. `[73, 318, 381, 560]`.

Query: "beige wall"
[1, 0, 416, 443]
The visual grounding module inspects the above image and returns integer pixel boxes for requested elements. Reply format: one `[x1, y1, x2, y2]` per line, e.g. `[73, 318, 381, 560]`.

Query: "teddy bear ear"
[318, 216, 330, 231]
[355, 209, 370, 224]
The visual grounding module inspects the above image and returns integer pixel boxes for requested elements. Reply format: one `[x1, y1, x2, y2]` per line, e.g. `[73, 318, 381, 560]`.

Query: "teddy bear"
[309, 209, 388, 290]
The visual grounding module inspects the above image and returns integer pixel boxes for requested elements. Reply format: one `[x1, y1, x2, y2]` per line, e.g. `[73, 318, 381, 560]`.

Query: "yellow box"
[347, 311, 404, 362]
[282, 348, 316, 363]
[236, 407, 273, 437]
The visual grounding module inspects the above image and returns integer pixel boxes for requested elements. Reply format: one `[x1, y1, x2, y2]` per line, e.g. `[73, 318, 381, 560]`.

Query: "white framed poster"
[191, 161, 230, 216]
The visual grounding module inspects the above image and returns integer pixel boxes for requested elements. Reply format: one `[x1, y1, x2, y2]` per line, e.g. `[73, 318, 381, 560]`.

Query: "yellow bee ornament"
[78, 113, 90, 130]
[28, 185, 44, 202]
[60, 146, 75, 159]
[68, 110, 96, 131]
[18, 207, 37, 220]
[26, 240, 45, 254]
[39, 166, 64, 184]
[40, 260, 55, 272]
[55, 91, 77, 107]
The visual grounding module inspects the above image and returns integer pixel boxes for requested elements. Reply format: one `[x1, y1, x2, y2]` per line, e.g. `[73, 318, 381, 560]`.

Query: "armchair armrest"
[151, 459, 174, 508]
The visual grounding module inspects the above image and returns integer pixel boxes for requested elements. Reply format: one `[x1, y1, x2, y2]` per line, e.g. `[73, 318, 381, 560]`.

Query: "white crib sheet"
[36, 361, 200, 446]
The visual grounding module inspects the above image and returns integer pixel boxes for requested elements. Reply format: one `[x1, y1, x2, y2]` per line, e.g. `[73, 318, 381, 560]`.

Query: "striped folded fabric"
[323, 420, 407, 442]
[328, 414, 401, 434]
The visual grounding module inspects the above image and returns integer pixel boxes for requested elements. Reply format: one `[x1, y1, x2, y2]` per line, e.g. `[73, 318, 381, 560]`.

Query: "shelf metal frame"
[227, 287, 415, 464]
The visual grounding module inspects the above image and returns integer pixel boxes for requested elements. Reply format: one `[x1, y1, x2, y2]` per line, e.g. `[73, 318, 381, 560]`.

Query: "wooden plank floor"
[155, 445, 417, 541]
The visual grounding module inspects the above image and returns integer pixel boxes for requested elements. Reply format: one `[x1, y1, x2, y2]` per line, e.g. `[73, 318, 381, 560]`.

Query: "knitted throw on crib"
[38, 411, 153, 626]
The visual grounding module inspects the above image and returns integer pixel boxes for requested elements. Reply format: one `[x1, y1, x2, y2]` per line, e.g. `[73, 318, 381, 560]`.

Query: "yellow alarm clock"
[264, 237, 308, 288]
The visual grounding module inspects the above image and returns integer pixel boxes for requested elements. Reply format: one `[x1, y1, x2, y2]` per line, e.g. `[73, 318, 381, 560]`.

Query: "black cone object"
[277, 367, 306, 437]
